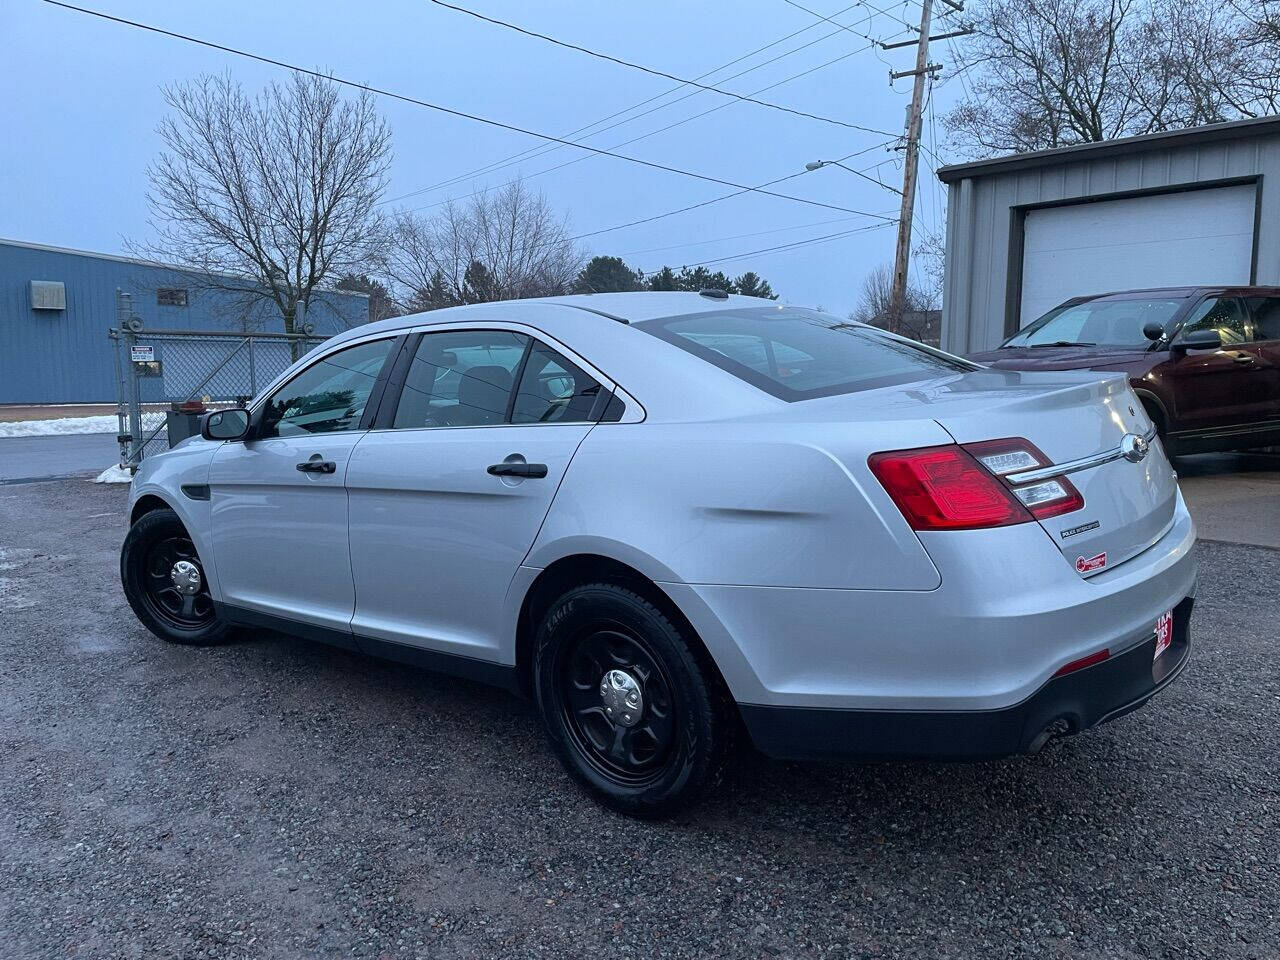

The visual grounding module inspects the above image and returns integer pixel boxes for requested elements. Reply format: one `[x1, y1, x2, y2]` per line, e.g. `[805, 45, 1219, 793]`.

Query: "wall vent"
[30, 280, 66, 311]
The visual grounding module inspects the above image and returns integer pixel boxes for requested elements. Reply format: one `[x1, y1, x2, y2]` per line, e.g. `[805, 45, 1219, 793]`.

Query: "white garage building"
[937, 116, 1280, 354]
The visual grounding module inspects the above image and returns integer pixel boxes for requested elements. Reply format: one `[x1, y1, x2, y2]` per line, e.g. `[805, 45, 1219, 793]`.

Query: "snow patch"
[94, 465, 134, 484]
[0, 415, 120, 437]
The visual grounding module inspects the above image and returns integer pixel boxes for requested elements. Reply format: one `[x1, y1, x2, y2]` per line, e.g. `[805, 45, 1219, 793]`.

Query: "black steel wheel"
[533, 583, 736, 818]
[558, 626, 678, 787]
[140, 533, 215, 630]
[121, 508, 230, 645]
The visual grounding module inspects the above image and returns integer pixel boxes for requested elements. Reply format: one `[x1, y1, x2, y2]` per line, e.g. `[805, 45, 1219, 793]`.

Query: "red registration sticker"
[1154, 611, 1174, 661]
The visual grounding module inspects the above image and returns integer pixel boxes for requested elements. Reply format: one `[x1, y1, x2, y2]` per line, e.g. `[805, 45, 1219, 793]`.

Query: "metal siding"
[0, 242, 369, 403]
[941, 129, 1280, 352]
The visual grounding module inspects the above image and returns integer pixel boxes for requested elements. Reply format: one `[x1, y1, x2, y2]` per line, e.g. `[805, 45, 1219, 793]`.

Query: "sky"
[1, 0, 964, 317]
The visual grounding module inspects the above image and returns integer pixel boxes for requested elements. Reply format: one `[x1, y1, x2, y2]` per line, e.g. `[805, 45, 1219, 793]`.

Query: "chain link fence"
[109, 326, 325, 468]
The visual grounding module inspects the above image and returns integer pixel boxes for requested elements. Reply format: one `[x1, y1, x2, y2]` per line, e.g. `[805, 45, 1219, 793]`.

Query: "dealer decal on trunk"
[1075, 552, 1107, 574]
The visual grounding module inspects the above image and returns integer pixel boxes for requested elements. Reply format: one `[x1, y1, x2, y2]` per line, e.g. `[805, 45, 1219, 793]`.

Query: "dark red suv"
[968, 286, 1280, 455]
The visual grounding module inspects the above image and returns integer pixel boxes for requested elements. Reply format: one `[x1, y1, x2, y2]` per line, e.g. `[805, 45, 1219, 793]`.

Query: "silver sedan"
[121, 291, 1196, 816]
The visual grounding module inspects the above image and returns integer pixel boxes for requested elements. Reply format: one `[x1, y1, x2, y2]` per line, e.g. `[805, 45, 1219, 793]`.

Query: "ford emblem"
[1120, 433, 1149, 463]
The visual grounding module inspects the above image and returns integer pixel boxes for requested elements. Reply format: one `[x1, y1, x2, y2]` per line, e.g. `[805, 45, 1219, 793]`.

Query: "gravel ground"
[1, 480, 1277, 959]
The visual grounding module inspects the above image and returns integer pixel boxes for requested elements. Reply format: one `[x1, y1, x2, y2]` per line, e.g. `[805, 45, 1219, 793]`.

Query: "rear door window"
[511, 343, 601, 424]
[390, 330, 603, 428]
[392, 330, 528, 429]
[636, 307, 973, 401]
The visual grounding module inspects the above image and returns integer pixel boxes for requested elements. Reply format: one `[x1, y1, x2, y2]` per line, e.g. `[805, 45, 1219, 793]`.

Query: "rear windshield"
[635, 307, 975, 401]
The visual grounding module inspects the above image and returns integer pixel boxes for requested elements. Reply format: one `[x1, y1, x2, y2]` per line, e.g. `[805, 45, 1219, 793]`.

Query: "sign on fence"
[129, 345, 155, 363]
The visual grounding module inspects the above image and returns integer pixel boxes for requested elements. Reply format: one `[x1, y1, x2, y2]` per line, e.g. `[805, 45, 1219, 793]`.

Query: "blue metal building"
[0, 238, 369, 404]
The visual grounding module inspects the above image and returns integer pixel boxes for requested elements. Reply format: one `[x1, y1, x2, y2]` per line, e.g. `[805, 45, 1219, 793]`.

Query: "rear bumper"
[741, 597, 1193, 761]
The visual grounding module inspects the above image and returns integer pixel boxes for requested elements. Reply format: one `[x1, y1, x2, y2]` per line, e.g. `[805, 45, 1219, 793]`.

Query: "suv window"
[1180, 298, 1250, 345]
[636, 307, 974, 401]
[392, 330, 528, 429]
[511, 343, 601, 424]
[259, 338, 395, 438]
[1245, 296, 1280, 342]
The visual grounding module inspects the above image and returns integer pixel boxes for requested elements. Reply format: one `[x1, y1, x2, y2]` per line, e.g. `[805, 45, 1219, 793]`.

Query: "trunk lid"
[926, 371, 1176, 576]
[791, 368, 1179, 577]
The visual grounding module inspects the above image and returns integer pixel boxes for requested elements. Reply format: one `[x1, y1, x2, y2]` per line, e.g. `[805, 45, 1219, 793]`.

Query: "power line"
[388, 4, 906, 208]
[565, 141, 897, 245]
[615, 213, 887, 258]
[423, 0, 897, 137]
[401, 39, 905, 217]
[640, 220, 895, 273]
[384, 2, 871, 205]
[41, 0, 895, 220]
[786, 0, 921, 34]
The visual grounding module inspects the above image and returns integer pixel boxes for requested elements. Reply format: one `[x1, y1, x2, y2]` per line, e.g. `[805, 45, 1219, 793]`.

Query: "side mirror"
[1142, 321, 1166, 341]
[201, 407, 252, 441]
[1172, 329, 1223, 354]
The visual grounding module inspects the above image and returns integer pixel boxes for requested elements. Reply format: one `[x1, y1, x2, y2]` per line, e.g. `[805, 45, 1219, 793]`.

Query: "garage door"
[1019, 185, 1256, 326]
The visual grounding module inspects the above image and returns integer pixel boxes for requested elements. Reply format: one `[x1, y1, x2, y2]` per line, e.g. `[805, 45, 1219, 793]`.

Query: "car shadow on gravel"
[245, 625, 1157, 846]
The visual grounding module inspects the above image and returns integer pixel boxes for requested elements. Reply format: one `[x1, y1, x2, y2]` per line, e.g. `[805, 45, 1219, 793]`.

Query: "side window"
[1246, 297, 1280, 342]
[1180, 298, 1249, 345]
[393, 330, 527, 429]
[512, 343, 601, 424]
[259, 338, 395, 438]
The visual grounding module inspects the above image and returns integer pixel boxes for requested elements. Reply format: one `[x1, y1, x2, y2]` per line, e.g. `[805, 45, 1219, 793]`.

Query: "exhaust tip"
[1028, 717, 1073, 754]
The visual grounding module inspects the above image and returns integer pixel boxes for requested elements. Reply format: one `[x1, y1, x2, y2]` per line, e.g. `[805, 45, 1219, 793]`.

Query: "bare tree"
[852, 264, 939, 344]
[387, 180, 580, 311]
[136, 72, 392, 334]
[945, 0, 1280, 158]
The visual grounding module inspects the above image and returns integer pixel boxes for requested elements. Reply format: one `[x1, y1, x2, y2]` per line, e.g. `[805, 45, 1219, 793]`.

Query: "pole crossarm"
[881, 27, 973, 50]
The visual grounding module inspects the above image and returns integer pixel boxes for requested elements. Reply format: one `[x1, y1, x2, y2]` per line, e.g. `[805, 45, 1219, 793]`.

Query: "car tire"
[120, 508, 230, 646]
[533, 583, 735, 818]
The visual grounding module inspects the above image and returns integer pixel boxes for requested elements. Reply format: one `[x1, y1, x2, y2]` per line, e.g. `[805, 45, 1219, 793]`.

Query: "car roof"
[329, 291, 777, 345]
[1072, 285, 1280, 303]
[310, 292, 794, 423]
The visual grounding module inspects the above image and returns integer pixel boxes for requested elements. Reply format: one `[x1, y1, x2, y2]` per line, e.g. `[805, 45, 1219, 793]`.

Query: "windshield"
[1004, 298, 1184, 348]
[635, 307, 976, 401]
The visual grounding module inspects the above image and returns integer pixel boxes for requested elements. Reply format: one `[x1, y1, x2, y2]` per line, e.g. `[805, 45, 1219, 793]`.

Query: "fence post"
[124, 328, 144, 467]
[110, 329, 128, 468]
[247, 335, 258, 398]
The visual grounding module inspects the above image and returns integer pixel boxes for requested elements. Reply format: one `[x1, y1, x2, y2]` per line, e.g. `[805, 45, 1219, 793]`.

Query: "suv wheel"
[533, 583, 734, 818]
[121, 508, 229, 646]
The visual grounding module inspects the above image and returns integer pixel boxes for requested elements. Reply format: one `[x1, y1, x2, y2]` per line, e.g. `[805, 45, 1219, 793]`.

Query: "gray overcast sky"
[2, 0, 960, 315]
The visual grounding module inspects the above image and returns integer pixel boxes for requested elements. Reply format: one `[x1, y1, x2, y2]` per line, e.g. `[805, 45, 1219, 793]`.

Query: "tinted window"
[392, 330, 527, 429]
[512, 343, 601, 423]
[260, 338, 394, 438]
[1005, 298, 1185, 348]
[1246, 296, 1280, 341]
[1180, 298, 1249, 345]
[636, 307, 973, 401]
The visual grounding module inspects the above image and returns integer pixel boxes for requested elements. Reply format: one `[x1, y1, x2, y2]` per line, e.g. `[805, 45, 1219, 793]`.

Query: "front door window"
[259, 339, 395, 438]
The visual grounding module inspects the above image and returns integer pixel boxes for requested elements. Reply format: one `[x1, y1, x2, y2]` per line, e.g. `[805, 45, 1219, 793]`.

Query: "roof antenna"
[698, 288, 729, 300]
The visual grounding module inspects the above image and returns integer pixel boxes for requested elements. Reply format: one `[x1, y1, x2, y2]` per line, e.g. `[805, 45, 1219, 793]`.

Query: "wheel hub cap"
[170, 560, 202, 596]
[600, 669, 643, 727]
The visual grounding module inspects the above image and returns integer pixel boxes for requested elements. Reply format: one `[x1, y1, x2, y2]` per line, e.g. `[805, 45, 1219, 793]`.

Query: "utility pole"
[886, 0, 955, 334]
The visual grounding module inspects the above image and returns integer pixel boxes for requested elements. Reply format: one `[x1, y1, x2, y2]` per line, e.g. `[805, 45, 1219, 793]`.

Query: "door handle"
[487, 461, 548, 478]
[1232, 354, 1256, 364]
[296, 456, 337, 474]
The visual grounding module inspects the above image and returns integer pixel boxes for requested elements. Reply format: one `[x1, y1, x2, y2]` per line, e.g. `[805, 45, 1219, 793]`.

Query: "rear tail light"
[867, 446, 1030, 530]
[869, 437, 1084, 531]
[964, 438, 1083, 520]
